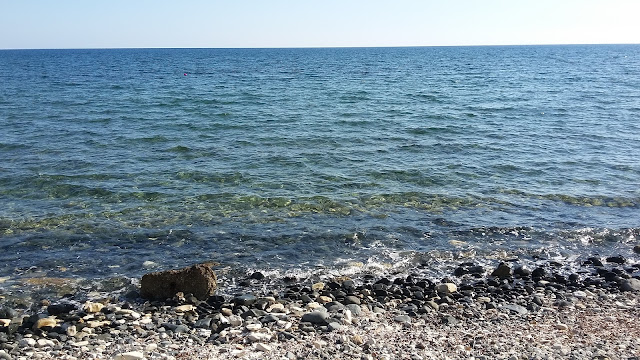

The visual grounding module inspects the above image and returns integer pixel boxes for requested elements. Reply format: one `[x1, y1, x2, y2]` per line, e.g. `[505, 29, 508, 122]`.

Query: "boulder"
[140, 264, 217, 300]
[491, 262, 513, 279]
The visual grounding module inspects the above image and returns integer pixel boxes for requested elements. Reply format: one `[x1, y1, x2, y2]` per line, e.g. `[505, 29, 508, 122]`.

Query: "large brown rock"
[140, 264, 217, 300]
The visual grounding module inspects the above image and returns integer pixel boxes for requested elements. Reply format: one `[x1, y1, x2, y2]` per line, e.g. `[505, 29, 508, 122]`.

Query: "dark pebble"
[260, 314, 280, 324]
[514, 266, 531, 277]
[0, 307, 16, 319]
[195, 318, 212, 328]
[531, 267, 547, 279]
[587, 257, 604, 267]
[606, 256, 626, 264]
[241, 309, 267, 319]
[279, 331, 299, 341]
[234, 294, 257, 307]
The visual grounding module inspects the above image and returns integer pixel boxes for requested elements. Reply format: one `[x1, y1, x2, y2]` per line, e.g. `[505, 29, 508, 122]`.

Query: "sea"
[1, 45, 639, 297]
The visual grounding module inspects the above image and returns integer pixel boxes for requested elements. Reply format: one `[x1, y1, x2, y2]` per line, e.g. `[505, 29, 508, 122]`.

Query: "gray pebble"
[345, 304, 362, 316]
[328, 322, 344, 331]
[301, 311, 329, 325]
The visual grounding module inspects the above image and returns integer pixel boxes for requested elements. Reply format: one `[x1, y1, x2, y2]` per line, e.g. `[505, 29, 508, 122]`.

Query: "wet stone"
[0, 307, 16, 319]
[606, 256, 626, 264]
[491, 262, 513, 279]
[514, 266, 531, 277]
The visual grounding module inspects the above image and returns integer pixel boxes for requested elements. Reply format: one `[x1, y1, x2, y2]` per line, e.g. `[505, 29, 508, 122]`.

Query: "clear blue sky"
[1, 0, 638, 49]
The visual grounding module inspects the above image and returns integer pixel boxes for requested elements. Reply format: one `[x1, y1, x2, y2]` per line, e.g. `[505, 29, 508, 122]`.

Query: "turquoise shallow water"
[0, 46, 639, 283]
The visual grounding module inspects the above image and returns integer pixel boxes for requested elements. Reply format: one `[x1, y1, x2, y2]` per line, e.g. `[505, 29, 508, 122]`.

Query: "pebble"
[36, 339, 55, 348]
[573, 290, 587, 299]
[83, 301, 104, 313]
[301, 311, 329, 325]
[247, 332, 271, 343]
[436, 283, 457, 294]
[555, 323, 569, 331]
[113, 351, 145, 360]
[394, 315, 411, 323]
[255, 343, 272, 352]
[312, 282, 325, 291]
[502, 304, 528, 315]
[34, 317, 57, 329]
[19, 338, 36, 347]
[174, 304, 194, 312]
[352, 334, 364, 345]
[312, 340, 327, 349]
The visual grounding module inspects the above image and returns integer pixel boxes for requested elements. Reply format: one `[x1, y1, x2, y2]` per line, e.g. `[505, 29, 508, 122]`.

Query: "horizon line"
[1, 42, 639, 51]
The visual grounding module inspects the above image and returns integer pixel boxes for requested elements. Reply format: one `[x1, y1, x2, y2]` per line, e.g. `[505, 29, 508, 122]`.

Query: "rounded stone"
[394, 315, 411, 323]
[435, 283, 457, 294]
[344, 296, 361, 305]
[301, 311, 329, 325]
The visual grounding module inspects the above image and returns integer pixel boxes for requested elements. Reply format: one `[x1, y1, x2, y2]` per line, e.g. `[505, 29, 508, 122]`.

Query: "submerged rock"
[140, 264, 217, 300]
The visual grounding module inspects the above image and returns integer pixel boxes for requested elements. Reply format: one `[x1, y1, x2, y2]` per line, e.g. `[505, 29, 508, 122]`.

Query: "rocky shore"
[1, 254, 639, 360]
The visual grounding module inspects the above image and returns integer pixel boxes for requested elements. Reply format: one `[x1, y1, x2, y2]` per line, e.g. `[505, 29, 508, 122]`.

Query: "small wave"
[198, 98, 237, 106]
[131, 135, 170, 144]
[408, 93, 441, 102]
[0, 142, 28, 150]
[168, 145, 191, 153]
[405, 126, 460, 135]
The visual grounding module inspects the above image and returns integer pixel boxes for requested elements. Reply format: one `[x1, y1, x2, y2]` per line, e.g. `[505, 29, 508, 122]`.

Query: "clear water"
[1, 46, 639, 285]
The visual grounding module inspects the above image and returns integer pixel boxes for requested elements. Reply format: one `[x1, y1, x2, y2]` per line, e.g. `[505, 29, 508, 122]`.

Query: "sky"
[1, 0, 639, 49]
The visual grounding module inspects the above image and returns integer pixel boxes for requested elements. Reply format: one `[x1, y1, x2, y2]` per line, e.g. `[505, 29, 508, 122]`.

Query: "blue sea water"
[1, 45, 639, 289]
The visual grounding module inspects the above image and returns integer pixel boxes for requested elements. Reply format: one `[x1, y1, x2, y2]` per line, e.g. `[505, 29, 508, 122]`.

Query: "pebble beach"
[1, 251, 639, 360]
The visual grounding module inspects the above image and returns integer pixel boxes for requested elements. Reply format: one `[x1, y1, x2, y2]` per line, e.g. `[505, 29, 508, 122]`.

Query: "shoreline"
[1, 254, 639, 359]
